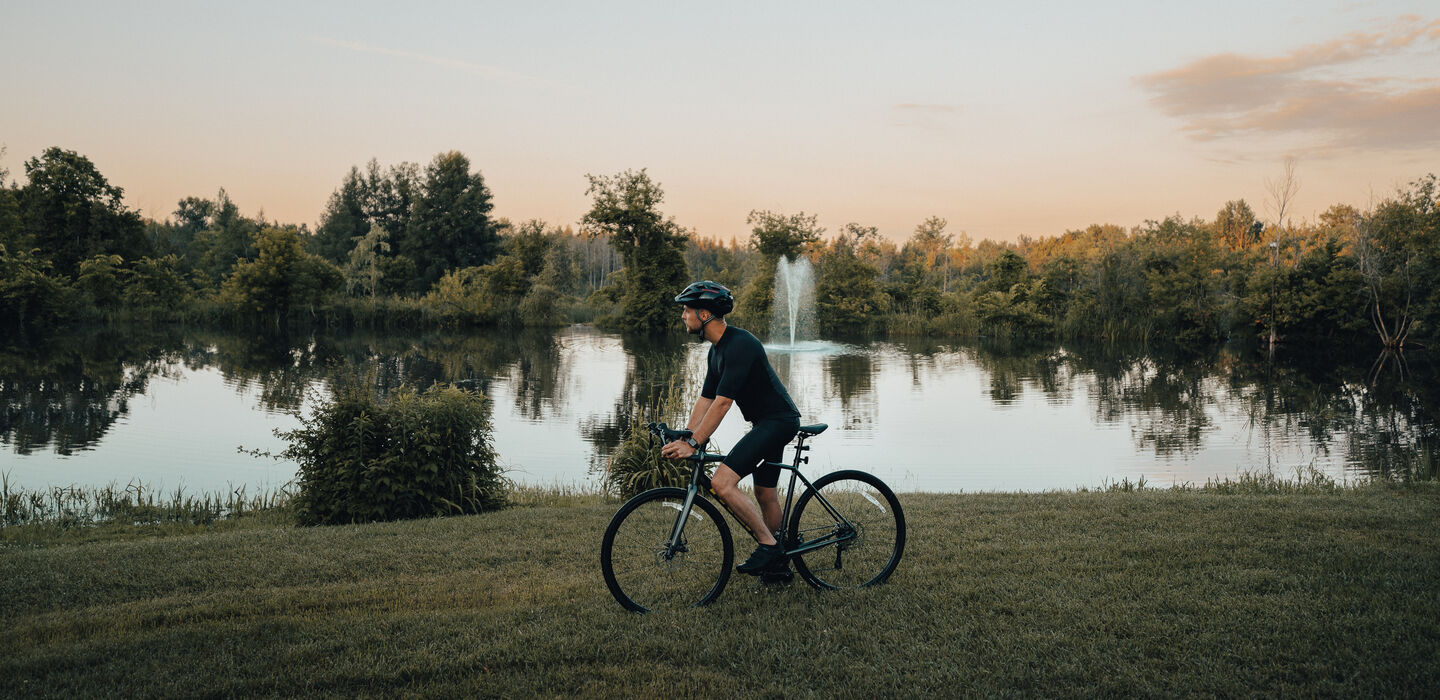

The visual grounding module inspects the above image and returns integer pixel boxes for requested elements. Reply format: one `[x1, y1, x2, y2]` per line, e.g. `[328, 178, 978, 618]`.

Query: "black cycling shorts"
[721, 418, 799, 489]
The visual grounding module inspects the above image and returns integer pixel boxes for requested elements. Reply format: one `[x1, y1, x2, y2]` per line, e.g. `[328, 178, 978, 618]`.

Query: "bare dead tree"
[1259, 158, 1304, 347]
[1265, 157, 1302, 255]
[1352, 187, 1415, 350]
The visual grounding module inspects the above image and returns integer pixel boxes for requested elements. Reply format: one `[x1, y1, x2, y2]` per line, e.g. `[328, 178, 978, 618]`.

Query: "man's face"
[681, 306, 707, 334]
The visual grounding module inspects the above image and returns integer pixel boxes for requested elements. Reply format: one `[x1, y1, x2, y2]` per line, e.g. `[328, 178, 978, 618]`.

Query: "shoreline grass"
[1, 475, 293, 530]
[2, 481, 1437, 697]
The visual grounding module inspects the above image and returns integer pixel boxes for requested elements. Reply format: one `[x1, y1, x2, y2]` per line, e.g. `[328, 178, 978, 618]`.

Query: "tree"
[0, 186, 18, 251]
[815, 223, 887, 334]
[363, 159, 419, 269]
[1265, 158, 1302, 232]
[0, 244, 75, 328]
[404, 151, 499, 290]
[76, 253, 126, 310]
[17, 147, 149, 275]
[581, 169, 690, 334]
[343, 224, 390, 300]
[173, 196, 214, 233]
[313, 166, 370, 263]
[423, 257, 529, 326]
[747, 209, 824, 261]
[1132, 217, 1224, 343]
[523, 239, 582, 326]
[219, 228, 342, 323]
[505, 219, 554, 279]
[189, 189, 261, 286]
[906, 215, 954, 291]
[1319, 204, 1361, 234]
[144, 195, 215, 257]
[124, 255, 190, 311]
[0, 145, 21, 250]
[737, 210, 824, 325]
[1215, 199, 1257, 250]
[980, 250, 1029, 294]
[1355, 175, 1440, 347]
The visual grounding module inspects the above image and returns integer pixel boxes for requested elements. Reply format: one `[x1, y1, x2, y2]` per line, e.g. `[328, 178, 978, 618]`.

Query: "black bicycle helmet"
[674, 280, 734, 317]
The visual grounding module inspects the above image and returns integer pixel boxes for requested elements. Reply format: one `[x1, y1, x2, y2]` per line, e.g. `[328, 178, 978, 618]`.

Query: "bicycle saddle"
[798, 423, 828, 437]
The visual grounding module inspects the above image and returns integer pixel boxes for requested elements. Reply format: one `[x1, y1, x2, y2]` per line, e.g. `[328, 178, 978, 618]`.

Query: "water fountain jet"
[771, 256, 815, 347]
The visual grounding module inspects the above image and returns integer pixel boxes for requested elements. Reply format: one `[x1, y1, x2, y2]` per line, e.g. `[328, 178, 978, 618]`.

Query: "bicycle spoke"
[601, 488, 732, 613]
[788, 471, 905, 591]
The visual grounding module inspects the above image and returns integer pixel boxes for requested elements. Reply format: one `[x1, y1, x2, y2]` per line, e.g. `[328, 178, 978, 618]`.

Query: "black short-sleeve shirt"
[700, 326, 801, 423]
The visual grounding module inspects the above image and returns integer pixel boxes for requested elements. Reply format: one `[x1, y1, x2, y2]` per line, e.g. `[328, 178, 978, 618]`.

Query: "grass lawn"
[3, 484, 1438, 698]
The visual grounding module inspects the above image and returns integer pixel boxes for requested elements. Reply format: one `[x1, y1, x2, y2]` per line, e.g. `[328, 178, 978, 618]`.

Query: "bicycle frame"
[658, 427, 857, 559]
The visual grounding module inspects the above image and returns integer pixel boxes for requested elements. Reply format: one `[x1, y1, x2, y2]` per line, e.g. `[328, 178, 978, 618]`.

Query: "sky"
[3, 1, 1438, 244]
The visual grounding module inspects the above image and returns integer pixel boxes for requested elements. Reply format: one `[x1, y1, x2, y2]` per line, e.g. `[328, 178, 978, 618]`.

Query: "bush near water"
[282, 383, 506, 526]
[601, 379, 692, 498]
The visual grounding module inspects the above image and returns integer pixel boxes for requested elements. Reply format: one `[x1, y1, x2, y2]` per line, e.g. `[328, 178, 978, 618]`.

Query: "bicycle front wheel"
[788, 470, 905, 590]
[600, 487, 734, 613]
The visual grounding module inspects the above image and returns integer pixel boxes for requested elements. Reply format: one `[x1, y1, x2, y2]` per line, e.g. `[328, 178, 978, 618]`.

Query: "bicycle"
[600, 421, 906, 613]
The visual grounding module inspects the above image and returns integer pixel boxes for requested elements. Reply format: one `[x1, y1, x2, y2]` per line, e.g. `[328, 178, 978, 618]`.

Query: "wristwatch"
[685, 437, 700, 449]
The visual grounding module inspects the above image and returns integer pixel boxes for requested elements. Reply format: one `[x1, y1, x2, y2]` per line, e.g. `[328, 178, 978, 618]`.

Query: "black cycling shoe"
[736, 543, 787, 575]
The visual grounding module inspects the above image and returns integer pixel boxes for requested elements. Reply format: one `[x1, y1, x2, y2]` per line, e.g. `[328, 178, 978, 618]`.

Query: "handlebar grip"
[647, 422, 695, 443]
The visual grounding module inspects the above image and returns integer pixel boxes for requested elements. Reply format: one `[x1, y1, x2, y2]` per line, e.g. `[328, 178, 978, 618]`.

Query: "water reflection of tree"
[1089, 349, 1218, 458]
[7, 324, 1434, 481]
[823, 352, 877, 428]
[1, 325, 574, 455]
[917, 339, 1223, 459]
[500, 330, 568, 420]
[0, 327, 186, 454]
[965, 339, 1074, 407]
[304, 328, 564, 416]
[189, 329, 342, 412]
[580, 332, 690, 459]
[1222, 346, 1439, 480]
[1067, 341, 1437, 477]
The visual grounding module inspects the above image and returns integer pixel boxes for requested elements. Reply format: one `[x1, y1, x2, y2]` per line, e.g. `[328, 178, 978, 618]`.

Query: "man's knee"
[754, 486, 779, 507]
[712, 464, 741, 492]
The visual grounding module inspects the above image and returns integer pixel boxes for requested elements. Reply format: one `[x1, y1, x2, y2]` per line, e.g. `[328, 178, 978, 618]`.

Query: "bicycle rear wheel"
[600, 487, 734, 613]
[788, 470, 905, 590]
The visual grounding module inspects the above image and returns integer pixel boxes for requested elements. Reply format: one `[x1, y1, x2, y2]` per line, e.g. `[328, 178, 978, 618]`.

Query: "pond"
[2, 324, 1435, 494]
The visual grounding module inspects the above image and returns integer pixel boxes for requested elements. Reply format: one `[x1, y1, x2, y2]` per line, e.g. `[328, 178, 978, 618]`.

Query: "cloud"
[1135, 16, 1440, 153]
[306, 35, 540, 85]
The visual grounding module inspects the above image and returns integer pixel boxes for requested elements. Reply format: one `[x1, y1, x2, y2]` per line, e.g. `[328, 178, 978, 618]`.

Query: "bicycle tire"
[600, 487, 734, 613]
[788, 470, 905, 590]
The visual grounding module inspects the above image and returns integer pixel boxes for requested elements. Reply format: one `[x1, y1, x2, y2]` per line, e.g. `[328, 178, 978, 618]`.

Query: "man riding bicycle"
[659, 281, 801, 581]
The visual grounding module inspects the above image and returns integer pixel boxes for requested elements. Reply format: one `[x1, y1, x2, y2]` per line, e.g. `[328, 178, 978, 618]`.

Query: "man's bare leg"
[710, 465, 777, 546]
[754, 485, 782, 538]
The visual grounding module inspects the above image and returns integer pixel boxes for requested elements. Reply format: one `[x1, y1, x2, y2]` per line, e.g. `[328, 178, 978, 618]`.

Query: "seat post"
[791, 435, 810, 468]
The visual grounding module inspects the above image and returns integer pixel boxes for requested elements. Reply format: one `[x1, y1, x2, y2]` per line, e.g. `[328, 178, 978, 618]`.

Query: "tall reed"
[0, 473, 292, 527]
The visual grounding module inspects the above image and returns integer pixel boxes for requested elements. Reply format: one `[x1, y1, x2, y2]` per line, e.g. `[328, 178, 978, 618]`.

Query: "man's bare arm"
[690, 395, 733, 445]
[685, 397, 713, 433]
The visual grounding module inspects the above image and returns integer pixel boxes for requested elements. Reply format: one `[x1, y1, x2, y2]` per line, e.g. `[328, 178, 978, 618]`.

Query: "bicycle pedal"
[760, 570, 794, 585]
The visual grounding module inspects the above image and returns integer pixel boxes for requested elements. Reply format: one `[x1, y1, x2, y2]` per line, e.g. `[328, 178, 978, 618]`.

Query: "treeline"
[2, 145, 1437, 347]
[0, 147, 622, 331]
[691, 184, 1440, 349]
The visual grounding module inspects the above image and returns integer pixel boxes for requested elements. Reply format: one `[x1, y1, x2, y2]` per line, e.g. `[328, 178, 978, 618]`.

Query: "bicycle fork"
[662, 460, 717, 556]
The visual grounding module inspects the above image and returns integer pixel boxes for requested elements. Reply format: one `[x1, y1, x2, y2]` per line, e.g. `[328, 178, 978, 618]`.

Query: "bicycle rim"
[600, 488, 733, 613]
[788, 470, 905, 590]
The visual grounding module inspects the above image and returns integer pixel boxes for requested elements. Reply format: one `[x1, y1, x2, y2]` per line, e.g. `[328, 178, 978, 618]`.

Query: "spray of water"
[771, 256, 815, 346]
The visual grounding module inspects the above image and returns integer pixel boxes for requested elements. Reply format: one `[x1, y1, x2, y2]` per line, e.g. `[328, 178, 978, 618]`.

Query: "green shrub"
[283, 383, 507, 525]
[601, 380, 691, 498]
